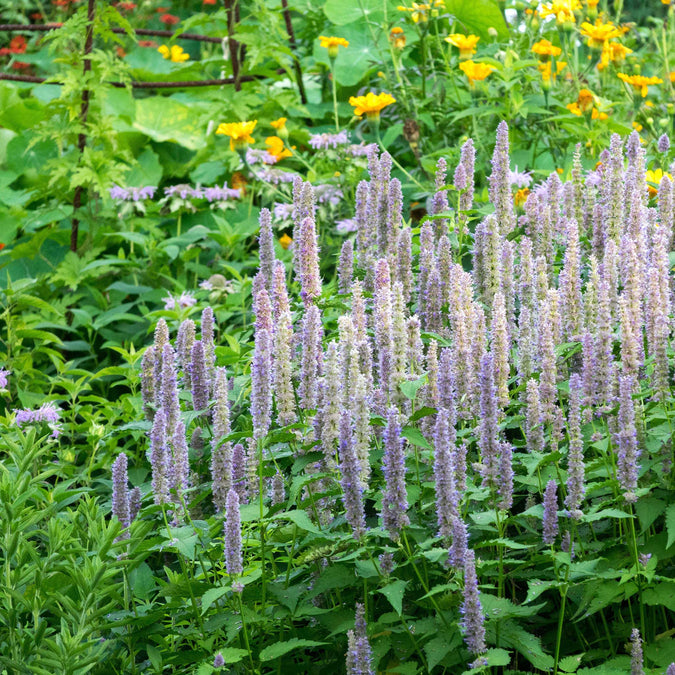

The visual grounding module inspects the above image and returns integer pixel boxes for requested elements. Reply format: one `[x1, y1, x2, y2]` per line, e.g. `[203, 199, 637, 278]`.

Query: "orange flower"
[231, 172, 247, 194]
[531, 38, 562, 60]
[577, 88, 594, 112]
[265, 136, 292, 160]
[279, 233, 293, 250]
[459, 60, 495, 86]
[538, 60, 567, 87]
[390, 27, 406, 49]
[159, 13, 180, 25]
[598, 41, 632, 70]
[617, 73, 663, 97]
[270, 117, 287, 130]
[514, 188, 530, 207]
[348, 92, 396, 120]
[445, 33, 480, 59]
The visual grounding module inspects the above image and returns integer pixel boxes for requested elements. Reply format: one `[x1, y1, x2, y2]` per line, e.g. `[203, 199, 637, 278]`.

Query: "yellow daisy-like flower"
[586, 0, 600, 7]
[265, 136, 292, 160]
[348, 92, 396, 120]
[445, 33, 480, 60]
[539, 0, 580, 26]
[279, 233, 293, 250]
[646, 168, 672, 197]
[514, 188, 530, 207]
[538, 60, 567, 87]
[270, 117, 287, 130]
[459, 60, 495, 86]
[579, 19, 623, 48]
[531, 38, 562, 60]
[319, 36, 349, 59]
[397, 1, 443, 23]
[215, 120, 257, 152]
[617, 73, 663, 97]
[597, 41, 632, 70]
[158, 44, 190, 63]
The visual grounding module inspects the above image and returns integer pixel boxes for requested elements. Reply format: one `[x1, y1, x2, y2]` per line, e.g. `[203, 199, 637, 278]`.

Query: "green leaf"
[259, 638, 326, 662]
[270, 509, 321, 534]
[485, 648, 511, 666]
[218, 647, 250, 664]
[401, 426, 431, 449]
[201, 586, 229, 614]
[425, 635, 461, 670]
[129, 562, 156, 601]
[126, 148, 163, 187]
[443, 0, 509, 40]
[524, 579, 557, 604]
[666, 503, 675, 549]
[323, 0, 398, 25]
[635, 497, 666, 533]
[399, 375, 427, 401]
[582, 508, 632, 523]
[559, 654, 584, 673]
[133, 97, 207, 151]
[377, 579, 408, 615]
[497, 620, 554, 671]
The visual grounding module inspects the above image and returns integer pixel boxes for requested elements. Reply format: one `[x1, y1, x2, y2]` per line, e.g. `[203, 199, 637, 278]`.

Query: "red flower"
[0, 243, 5, 251]
[156, 6, 168, 12]
[11, 61, 30, 70]
[119, 1, 137, 9]
[52, 0, 70, 7]
[203, 0, 217, 4]
[9, 36, 27, 54]
[159, 13, 179, 25]
[138, 39, 158, 47]
[30, 12, 43, 20]
[116, 46, 126, 58]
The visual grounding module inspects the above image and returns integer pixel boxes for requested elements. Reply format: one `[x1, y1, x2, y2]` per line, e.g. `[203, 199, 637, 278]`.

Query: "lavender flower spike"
[339, 411, 367, 539]
[565, 374, 585, 519]
[224, 488, 243, 578]
[112, 453, 131, 540]
[258, 207, 275, 290]
[615, 375, 640, 503]
[190, 340, 209, 412]
[542, 480, 559, 545]
[381, 406, 409, 541]
[666, 663, 675, 675]
[630, 628, 644, 675]
[345, 603, 374, 675]
[251, 328, 273, 441]
[460, 549, 487, 657]
[298, 215, 322, 305]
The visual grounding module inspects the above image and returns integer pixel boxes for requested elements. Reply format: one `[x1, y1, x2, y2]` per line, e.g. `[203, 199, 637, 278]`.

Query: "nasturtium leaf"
[443, 0, 509, 40]
[259, 638, 326, 662]
[133, 98, 208, 151]
[377, 579, 408, 615]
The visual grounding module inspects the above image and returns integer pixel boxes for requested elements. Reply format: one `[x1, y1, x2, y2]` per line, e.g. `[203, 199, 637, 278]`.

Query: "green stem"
[330, 62, 340, 132]
[236, 589, 256, 671]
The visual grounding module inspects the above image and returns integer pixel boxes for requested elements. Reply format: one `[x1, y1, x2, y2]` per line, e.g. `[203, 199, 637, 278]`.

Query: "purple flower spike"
[630, 628, 644, 675]
[460, 549, 487, 657]
[542, 480, 559, 545]
[224, 488, 243, 577]
[112, 453, 131, 540]
[381, 407, 409, 541]
[345, 603, 374, 675]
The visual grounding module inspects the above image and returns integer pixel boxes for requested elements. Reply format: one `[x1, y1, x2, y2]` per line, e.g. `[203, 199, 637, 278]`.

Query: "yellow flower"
[215, 120, 257, 151]
[538, 60, 567, 86]
[597, 41, 632, 70]
[390, 27, 406, 50]
[459, 60, 495, 86]
[319, 35, 349, 59]
[445, 33, 480, 60]
[586, 0, 599, 6]
[270, 117, 287, 130]
[646, 168, 672, 197]
[397, 1, 443, 23]
[577, 88, 594, 112]
[617, 73, 663, 97]
[531, 38, 562, 60]
[514, 188, 530, 207]
[539, 0, 580, 26]
[348, 92, 396, 120]
[158, 44, 190, 62]
[265, 136, 292, 160]
[279, 233, 293, 250]
[579, 19, 623, 48]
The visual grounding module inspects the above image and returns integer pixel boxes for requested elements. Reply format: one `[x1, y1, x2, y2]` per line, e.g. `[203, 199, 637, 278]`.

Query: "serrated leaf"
[401, 426, 431, 449]
[201, 586, 229, 615]
[400, 375, 427, 401]
[424, 635, 454, 671]
[259, 638, 326, 662]
[559, 653, 584, 673]
[497, 620, 554, 671]
[218, 647, 250, 664]
[666, 503, 675, 549]
[485, 648, 511, 666]
[524, 579, 557, 603]
[582, 508, 632, 523]
[270, 509, 321, 534]
[377, 579, 408, 615]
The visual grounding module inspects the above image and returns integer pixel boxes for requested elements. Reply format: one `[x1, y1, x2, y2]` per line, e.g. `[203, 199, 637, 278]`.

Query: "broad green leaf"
[201, 586, 230, 614]
[524, 579, 557, 603]
[259, 638, 326, 662]
[129, 562, 156, 601]
[323, 0, 398, 25]
[377, 579, 408, 615]
[582, 508, 632, 523]
[485, 647, 511, 666]
[559, 653, 584, 673]
[270, 509, 321, 533]
[444, 0, 509, 40]
[126, 148, 163, 187]
[133, 97, 208, 151]
[497, 620, 554, 671]
[666, 503, 675, 549]
[635, 497, 666, 533]
[425, 634, 462, 670]
[218, 647, 250, 664]
[400, 375, 427, 401]
[401, 426, 431, 449]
